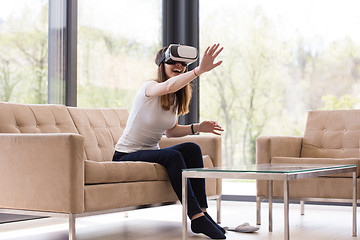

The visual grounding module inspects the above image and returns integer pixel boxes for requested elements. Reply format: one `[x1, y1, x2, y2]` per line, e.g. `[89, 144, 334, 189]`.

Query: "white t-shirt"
[115, 81, 178, 153]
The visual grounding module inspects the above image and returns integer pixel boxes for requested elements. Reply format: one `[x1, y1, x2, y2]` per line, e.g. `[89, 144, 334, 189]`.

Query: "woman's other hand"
[199, 120, 224, 135]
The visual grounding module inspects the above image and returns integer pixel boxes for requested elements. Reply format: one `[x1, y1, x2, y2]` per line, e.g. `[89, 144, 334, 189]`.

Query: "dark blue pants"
[112, 142, 208, 218]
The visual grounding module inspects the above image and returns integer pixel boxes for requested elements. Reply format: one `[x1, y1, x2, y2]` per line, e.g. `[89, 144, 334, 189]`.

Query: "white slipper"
[224, 222, 260, 233]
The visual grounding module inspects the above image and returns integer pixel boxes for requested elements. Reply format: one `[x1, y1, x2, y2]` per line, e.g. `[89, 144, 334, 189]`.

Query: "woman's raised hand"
[197, 43, 223, 75]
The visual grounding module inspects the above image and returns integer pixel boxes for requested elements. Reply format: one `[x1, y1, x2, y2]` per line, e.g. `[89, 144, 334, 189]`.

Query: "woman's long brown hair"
[155, 46, 192, 116]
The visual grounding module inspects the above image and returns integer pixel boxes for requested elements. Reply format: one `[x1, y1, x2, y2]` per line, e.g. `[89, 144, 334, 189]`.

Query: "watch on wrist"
[191, 124, 199, 134]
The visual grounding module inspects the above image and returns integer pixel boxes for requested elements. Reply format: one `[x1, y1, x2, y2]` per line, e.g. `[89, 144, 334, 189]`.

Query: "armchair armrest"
[159, 135, 222, 167]
[256, 136, 303, 164]
[256, 136, 303, 197]
[0, 133, 85, 213]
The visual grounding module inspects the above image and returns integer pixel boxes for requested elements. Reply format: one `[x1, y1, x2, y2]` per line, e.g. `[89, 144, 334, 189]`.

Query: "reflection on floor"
[0, 200, 359, 240]
[0, 213, 45, 224]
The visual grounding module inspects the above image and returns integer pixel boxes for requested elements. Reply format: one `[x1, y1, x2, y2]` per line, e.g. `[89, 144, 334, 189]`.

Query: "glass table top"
[183, 163, 357, 174]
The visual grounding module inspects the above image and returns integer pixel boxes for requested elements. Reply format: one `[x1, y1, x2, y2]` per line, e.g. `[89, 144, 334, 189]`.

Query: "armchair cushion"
[271, 157, 360, 177]
[271, 178, 360, 199]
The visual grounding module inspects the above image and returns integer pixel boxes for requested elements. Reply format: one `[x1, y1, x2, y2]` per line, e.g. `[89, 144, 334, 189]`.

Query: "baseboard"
[221, 194, 359, 206]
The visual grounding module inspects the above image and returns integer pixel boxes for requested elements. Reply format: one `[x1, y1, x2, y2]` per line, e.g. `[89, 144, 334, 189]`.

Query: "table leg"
[353, 171, 357, 237]
[269, 180, 273, 232]
[182, 173, 188, 240]
[69, 213, 76, 240]
[256, 196, 261, 225]
[300, 201, 305, 215]
[284, 180, 290, 240]
[216, 196, 221, 224]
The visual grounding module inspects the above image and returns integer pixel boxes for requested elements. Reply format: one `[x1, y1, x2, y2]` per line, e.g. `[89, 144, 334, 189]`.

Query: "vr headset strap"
[157, 55, 165, 66]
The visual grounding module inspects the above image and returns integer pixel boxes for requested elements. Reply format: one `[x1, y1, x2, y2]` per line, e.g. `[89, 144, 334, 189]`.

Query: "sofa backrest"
[301, 110, 360, 158]
[67, 107, 128, 162]
[0, 102, 78, 134]
[0, 102, 129, 162]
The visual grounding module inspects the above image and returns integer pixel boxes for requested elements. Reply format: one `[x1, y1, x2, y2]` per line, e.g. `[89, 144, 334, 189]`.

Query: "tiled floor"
[0, 200, 359, 240]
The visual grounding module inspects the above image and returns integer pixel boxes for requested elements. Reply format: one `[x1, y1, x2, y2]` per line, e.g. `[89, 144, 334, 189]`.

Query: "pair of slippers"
[224, 222, 260, 233]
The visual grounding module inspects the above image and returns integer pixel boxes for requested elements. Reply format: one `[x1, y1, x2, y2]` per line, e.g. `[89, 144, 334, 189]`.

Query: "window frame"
[48, 0, 77, 106]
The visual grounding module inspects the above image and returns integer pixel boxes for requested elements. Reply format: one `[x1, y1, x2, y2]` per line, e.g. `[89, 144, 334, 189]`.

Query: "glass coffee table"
[182, 164, 357, 240]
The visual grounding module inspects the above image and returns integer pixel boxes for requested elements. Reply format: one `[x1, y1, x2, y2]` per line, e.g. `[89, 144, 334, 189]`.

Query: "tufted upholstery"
[301, 110, 360, 158]
[256, 109, 360, 201]
[0, 103, 128, 163]
[0, 102, 78, 134]
[0, 102, 222, 220]
[0, 102, 222, 239]
[67, 107, 128, 162]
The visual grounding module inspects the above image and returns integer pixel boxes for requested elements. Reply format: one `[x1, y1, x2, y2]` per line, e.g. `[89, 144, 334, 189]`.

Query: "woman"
[113, 43, 226, 239]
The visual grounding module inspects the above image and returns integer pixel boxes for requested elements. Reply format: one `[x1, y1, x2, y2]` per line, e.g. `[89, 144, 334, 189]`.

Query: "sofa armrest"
[159, 135, 222, 196]
[159, 135, 222, 167]
[0, 133, 85, 213]
[256, 136, 303, 164]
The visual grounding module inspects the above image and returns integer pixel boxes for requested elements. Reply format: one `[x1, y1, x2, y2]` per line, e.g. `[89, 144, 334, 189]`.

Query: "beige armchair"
[256, 110, 360, 221]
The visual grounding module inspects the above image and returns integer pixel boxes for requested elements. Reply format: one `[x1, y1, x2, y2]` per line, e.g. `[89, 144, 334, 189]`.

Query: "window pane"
[48, 0, 68, 105]
[0, 0, 49, 103]
[78, 0, 161, 108]
[200, 0, 360, 168]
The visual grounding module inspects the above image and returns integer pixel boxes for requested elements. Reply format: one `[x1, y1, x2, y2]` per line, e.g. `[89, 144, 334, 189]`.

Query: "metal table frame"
[181, 164, 357, 240]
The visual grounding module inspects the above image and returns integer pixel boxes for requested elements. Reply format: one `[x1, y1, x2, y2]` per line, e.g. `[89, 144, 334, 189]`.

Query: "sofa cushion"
[68, 107, 129, 162]
[84, 181, 178, 212]
[85, 160, 169, 184]
[0, 102, 78, 134]
[271, 156, 360, 177]
[85, 155, 214, 184]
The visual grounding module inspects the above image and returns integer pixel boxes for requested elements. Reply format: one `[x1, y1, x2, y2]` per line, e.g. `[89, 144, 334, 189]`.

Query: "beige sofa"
[256, 109, 360, 223]
[0, 102, 222, 240]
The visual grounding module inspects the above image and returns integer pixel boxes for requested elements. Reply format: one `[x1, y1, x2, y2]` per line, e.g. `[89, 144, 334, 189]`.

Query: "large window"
[200, 0, 360, 167]
[4, 0, 359, 176]
[77, 0, 161, 109]
[0, 0, 48, 103]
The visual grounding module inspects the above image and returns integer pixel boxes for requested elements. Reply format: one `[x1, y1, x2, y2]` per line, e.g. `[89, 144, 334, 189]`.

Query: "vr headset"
[157, 44, 198, 67]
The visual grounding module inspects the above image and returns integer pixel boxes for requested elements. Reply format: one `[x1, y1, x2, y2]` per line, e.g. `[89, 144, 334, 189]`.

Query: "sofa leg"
[256, 196, 261, 225]
[216, 196, 221, 224]
[300, 200, 305, 215]
[69, 213, 76, 240]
